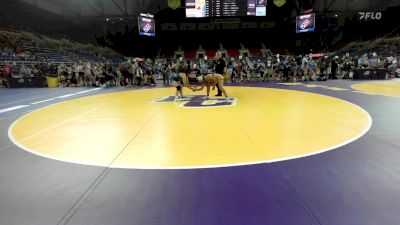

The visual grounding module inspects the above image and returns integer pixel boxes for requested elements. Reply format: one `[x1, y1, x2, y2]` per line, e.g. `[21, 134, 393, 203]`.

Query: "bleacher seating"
[250, 49, 262, 57]
[205, 50, 217, 57]
[335, 36, 400, 57]
[185, 50, 196, 59]
[0, 29, 124, 65]
[227, 49, 240, 57]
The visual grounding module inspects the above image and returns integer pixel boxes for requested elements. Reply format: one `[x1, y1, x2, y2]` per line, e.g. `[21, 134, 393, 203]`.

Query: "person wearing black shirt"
[162, 64, 169, 85]
[330, 56, 339, 79]
[318, 56, 329, 81]
[145, 66, 156, 86]
[213, 51, 226, 96]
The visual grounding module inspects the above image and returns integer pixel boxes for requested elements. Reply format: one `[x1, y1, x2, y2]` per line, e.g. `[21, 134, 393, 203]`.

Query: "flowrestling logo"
[359, 12, 382, 20]
[152, 95, 238, 108]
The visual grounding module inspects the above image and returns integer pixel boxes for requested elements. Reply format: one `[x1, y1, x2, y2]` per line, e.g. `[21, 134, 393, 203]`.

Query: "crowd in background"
[1, 27, 399, 88]
[224, 52, 399, 82]
[1, 50, 399, 88]
[1, 29, 399, 88]
[119, 52, 399, 86]
[0, 29, 126, 87]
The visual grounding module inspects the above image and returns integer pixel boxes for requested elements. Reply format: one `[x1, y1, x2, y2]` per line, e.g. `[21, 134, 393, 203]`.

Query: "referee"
[213, 51, 226, 96]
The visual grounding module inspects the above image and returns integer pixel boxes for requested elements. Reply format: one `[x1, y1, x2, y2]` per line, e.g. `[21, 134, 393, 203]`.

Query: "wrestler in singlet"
[194, 73, 230, 101]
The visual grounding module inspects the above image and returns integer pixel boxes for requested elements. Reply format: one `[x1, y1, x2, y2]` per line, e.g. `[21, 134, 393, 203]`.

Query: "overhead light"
[106, 18, 109, 21]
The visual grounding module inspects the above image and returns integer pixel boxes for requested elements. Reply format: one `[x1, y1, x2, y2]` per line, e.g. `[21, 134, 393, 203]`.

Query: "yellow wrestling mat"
[9, 87, 371, 169]
[352, 80, 400, 98]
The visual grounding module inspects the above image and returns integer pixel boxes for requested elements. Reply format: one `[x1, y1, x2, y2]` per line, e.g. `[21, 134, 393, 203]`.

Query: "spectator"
[200, 59, 208, 75]
[318, 56, 329, 81]
[31, 65, 39, 77]
[388, 57, 399, 77]
[83, 62, 92, 86]
[330, 56, 339, 79]
[263, 56, 274, 81]
[369, 52, 380, 69]
[10, 62, 19, 77]
[145, 66, 156, 86]
[41, 63, 50, 77]
[135, 63, 144, 86]
[2, 62, 11, 78]
[162, 63, 169, 85]
[19, 64, 31, 77]
[104, 61, 115, 86]
[341, 54, 353, 79]
[288, 57, 299, 82]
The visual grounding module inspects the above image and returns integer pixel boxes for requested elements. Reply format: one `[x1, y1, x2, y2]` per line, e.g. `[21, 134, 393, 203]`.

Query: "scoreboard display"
[296, 13, 315, 33]
[185, 0, 267, 18]
[138, 14, 155, 36]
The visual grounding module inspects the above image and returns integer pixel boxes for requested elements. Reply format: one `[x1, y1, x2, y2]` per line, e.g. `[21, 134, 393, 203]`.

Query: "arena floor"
[1, 79, 400, 225]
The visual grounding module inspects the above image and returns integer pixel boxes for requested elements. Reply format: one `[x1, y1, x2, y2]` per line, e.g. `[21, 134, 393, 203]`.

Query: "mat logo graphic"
[153, 95, 237, 108]
[143, 23, 152, 33]
[359, 12, 382, 20]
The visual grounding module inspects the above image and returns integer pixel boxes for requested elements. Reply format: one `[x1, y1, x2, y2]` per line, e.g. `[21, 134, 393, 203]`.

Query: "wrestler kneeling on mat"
[193, 74, 230, 101]
[171, 69, 195, 101]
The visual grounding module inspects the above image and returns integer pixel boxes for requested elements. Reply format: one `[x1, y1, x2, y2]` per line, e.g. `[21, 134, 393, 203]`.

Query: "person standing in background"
[330, 56, 339, 79]
[213, 51, 226, 96]
[1, 62, 10, 87]
[162, 63, 169, 85]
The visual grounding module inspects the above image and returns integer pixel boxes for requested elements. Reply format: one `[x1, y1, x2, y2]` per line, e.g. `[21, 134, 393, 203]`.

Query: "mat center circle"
[10, 87, 371, 169]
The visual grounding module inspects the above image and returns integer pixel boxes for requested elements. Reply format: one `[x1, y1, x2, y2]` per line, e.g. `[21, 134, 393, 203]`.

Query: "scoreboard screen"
[296, 13, 315, 33]
[138, 14, 155, 36]
[185, 0, 267, 18]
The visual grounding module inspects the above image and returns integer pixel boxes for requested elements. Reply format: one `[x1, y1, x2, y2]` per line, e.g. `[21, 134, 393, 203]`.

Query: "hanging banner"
[168, 0, 181, 10]
[273, 0, 286, 7]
